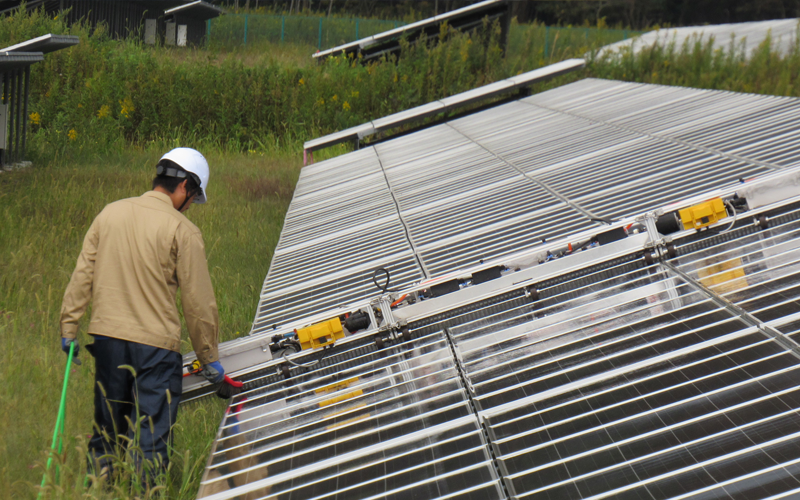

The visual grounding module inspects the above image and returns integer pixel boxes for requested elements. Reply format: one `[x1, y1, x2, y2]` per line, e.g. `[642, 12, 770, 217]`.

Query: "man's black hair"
[152, 159, 200, 196]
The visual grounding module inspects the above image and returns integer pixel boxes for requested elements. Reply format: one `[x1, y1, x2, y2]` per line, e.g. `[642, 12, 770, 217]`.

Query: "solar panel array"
[596, 19, 800, 59]
[252, 78, 800, 335]
[203, 78, 800, 499]
[201, 200, 800, 499]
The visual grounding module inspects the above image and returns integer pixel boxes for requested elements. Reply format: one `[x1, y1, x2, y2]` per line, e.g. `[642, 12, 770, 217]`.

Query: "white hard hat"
[160, 147, 209, 204]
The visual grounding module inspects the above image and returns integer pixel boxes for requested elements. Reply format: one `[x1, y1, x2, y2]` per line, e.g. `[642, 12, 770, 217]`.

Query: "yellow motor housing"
[296, 318, 345, 350]
[679, 198, 727, 231]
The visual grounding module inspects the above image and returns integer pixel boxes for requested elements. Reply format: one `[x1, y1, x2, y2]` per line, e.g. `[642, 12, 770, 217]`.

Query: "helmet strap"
[177, 192, 192, 212]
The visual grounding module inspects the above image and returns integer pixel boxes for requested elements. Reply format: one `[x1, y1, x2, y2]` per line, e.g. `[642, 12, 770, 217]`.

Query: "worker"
[59, 148, 227, 480]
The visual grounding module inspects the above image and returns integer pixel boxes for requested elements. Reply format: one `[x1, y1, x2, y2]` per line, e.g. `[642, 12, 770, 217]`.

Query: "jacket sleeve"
[59, 215, 101, 339]
[176, 226, 220, 365]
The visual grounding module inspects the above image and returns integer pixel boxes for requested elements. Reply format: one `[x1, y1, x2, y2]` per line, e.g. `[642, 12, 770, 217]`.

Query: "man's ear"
[179, 179, 189, 193]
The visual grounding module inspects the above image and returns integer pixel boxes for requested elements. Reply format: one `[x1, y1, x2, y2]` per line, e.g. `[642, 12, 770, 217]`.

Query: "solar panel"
[164, 0, 224, 20]
[189, 78, 800, 498]
[314, 0, 510, 63]
[597, 19, 800, 59]
[267, 79, 790, 333]
[303, 59, 586, 156]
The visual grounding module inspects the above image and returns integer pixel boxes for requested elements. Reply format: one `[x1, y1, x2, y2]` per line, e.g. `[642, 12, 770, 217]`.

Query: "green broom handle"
[37, 341, 75, 499]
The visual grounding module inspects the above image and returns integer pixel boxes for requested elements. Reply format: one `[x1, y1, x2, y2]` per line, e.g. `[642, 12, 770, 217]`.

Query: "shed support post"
[1, 74, 5, 166]
[15, 69, 22, 163]
[7, 70, 15, 164]
[21, 65, 29, 162]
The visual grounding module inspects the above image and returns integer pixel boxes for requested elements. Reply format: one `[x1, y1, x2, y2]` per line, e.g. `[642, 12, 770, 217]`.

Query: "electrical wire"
[390, 294, 408, 308]
[283, 351, 321, 368]
[720, 200, 738, 234]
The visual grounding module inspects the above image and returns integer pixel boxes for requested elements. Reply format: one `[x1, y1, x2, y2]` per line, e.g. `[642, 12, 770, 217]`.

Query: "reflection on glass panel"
[198, 327, 497, 499]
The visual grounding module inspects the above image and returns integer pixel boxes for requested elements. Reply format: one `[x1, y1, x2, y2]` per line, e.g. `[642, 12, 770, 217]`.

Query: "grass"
[0, 148, 299, 498]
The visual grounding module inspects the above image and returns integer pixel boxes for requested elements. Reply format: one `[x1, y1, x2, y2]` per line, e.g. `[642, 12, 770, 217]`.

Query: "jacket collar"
[143, 190, 174, 208]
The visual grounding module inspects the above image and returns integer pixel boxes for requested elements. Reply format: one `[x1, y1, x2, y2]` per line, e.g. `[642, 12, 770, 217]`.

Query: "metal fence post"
[318, 17, 322, 50]
[355, 19, 359, 39]
[244, 15, 248, 45]
[623, 29, 628, 40]
[544, 25, 549, 58]
[206, 18, 211, 46]
[281, 15, 285, 43]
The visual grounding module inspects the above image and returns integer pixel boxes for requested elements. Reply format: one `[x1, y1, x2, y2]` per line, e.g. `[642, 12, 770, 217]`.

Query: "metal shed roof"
[0, 51, 44, 71]
[0, 33, 78, 54]
[191, 77, 800, 499]
[597, 18, 800, 59]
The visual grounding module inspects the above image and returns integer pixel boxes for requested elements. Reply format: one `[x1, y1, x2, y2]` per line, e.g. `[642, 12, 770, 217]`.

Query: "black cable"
[372, 267, 397, 294]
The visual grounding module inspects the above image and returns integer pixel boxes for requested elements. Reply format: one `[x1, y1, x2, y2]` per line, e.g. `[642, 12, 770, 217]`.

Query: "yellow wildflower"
[97, 105, 110, 119]
[119, 97, 134, 119]
[77, 103, 83, 108]
[67, 129, 77, 141]
[298, 78, 305, 86]
[29, 112, 40, 125]
[317, 98, 325, 106]
[343, 101, 350, 111]
[351, 91, 359, 98]
[331, 94, 338, 102]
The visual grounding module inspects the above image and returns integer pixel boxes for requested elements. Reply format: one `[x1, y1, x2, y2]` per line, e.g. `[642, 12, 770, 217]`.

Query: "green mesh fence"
[207, 16, 644, 62]
[207, 14, 401, 50]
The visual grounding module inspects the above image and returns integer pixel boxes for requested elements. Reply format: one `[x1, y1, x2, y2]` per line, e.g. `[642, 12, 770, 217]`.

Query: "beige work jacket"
[60, 191, 219, 364]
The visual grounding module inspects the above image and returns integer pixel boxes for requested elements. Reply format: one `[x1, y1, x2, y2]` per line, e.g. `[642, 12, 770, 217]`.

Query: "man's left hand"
[61, 338, 82, 365]
[200, 360, 225, 384]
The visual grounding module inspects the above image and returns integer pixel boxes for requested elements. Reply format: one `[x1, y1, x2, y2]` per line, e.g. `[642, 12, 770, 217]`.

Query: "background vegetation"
[3, 4, 800, 498]
[217, 0, 800, 29]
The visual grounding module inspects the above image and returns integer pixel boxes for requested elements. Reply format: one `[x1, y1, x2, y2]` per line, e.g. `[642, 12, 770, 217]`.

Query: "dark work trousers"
[87, 336, 182, 474]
